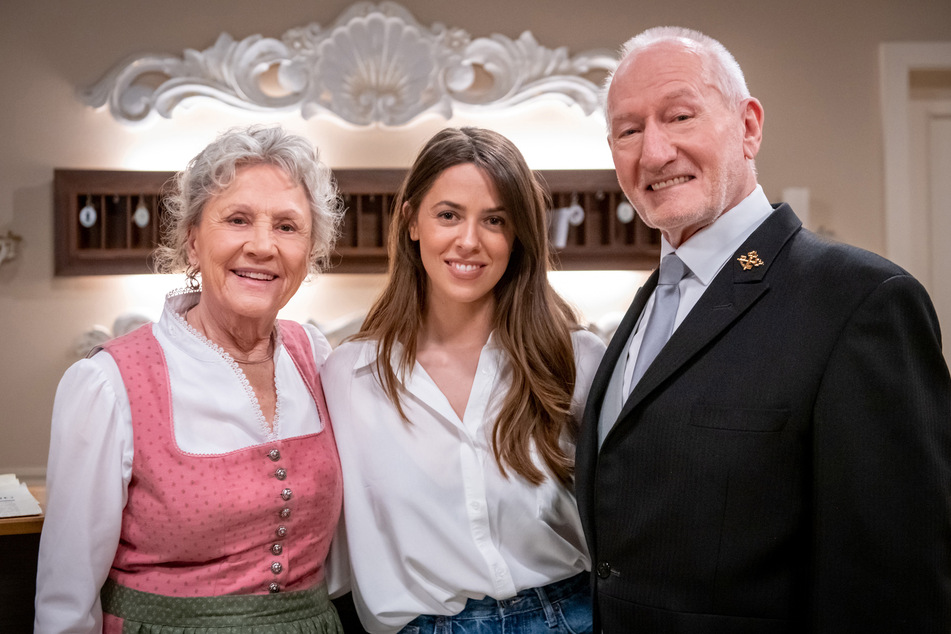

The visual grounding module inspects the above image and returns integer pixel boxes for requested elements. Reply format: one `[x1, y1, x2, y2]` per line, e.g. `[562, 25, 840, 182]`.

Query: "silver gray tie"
[629, 253, 689, 391]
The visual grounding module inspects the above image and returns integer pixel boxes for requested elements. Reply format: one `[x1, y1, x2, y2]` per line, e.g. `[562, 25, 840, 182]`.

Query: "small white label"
[133, 203, 150, 228]
[616, 201, 635, 224]
[79, 204, 97, 228]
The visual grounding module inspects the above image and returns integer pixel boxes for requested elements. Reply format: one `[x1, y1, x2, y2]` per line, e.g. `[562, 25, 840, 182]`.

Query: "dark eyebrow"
[431, 200, 507, 214]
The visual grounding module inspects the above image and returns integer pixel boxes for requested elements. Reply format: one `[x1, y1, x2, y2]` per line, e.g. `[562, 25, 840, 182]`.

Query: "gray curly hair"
[154, 124, 343, 280]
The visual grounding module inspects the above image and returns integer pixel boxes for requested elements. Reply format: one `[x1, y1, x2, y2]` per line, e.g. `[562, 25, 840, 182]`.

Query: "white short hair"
[605, 26, 751, 118]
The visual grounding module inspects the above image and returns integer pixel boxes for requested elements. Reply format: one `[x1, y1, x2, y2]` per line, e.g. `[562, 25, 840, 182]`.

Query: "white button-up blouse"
[322, 329, 606, 633]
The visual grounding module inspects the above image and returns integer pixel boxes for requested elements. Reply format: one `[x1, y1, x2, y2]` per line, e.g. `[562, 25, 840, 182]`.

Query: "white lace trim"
[172, 302, 281, 442]
[166, 286, 199, 299]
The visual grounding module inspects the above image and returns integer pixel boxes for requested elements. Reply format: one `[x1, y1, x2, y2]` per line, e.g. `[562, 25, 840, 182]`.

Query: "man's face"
[606, 41, 763, 246]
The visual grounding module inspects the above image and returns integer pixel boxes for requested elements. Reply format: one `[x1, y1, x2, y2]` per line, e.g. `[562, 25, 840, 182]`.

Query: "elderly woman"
[34, 125, 345, 633]
[323, 127, 605, 633]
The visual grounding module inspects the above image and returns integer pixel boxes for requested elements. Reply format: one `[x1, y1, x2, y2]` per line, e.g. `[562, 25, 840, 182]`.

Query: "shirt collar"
[155, 289, 221, 362]
[353, 331, 503, 374]
[661, 185, 773, 285]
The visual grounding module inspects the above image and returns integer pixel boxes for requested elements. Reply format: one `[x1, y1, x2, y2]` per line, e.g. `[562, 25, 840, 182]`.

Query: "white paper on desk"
[0, 473, 42, 518]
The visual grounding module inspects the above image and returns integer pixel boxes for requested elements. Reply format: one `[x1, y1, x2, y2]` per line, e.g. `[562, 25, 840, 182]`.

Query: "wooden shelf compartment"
[54, 168, 660, 275]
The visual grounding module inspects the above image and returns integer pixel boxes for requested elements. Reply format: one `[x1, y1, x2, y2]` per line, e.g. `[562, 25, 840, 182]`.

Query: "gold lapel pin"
[737, 250, 764, 270]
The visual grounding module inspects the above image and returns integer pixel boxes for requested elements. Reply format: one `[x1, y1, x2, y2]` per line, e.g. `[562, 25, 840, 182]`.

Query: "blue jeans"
[399, 572, 592, 634]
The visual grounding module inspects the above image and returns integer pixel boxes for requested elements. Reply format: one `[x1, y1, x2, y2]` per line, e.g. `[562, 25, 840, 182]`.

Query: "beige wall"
[1, 0, 949, 479]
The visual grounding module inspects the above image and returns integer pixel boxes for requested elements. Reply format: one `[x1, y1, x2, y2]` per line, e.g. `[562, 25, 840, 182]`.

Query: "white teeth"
[650, 176, 691, 191]
[237, 271, 275, 281]
[452, 263, 479, 272]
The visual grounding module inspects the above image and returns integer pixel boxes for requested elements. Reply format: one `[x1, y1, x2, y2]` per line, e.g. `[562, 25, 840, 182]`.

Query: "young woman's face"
[409, 163, 516, 313]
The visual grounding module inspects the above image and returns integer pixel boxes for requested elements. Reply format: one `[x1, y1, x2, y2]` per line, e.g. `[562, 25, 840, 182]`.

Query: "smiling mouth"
[449, 261, 483, 273]
[649, 175, 693, 191]
[235, 270, 276, 281]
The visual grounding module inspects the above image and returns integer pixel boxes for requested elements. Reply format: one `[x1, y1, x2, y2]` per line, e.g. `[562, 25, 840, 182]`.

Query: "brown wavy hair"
[355, 127, 579, 486]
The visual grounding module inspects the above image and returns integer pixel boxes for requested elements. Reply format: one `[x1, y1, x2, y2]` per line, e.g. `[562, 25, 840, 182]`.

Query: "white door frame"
[879, 42, 951, 276]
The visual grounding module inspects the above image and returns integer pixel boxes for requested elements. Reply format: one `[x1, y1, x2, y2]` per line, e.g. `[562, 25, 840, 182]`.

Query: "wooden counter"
[0, 485, 45, 631]
[0, 485, 45, 536]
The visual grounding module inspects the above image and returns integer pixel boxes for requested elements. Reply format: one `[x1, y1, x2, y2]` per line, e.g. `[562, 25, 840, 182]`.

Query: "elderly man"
[576, 26, 951, 633]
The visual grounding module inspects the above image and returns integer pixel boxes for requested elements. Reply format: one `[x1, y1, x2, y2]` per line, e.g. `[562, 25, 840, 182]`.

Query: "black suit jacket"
[576, 205, 951, 633]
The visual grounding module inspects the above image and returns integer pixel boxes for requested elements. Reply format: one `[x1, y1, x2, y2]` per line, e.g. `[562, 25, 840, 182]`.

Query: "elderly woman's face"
[187, 163, 312, 324]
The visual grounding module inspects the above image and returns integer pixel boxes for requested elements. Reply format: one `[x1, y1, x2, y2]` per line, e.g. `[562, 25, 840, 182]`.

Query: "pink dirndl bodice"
[100, 320, 342, 600]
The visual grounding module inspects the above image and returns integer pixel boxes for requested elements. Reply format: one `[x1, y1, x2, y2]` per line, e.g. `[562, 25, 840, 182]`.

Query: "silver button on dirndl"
[271, 543, 283, 555]
[281, 488, 292, 501]
[271, 561, 283, 574]
[269, 582, 280, 593]
[268, 449, 281, 462]
[276, 525, 288, 538]
[275, 467, 287, 480]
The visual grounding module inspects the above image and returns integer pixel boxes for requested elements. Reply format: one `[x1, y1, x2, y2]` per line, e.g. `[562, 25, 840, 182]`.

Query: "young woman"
[322, 127, 604, 633]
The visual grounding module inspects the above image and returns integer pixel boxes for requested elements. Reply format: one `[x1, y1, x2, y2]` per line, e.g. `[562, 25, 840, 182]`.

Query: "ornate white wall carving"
[81, 1, 617, 126]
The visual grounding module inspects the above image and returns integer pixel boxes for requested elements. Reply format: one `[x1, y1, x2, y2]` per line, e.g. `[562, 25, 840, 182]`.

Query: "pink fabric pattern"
[100, 320, 342, 600]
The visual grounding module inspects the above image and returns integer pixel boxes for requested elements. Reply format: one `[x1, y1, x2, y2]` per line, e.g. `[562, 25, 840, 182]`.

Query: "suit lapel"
[580, 271, 658, 445]
[594, 272, 659, 403]
[576, 269, 657, 540]
[606, 205, 803, 444]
